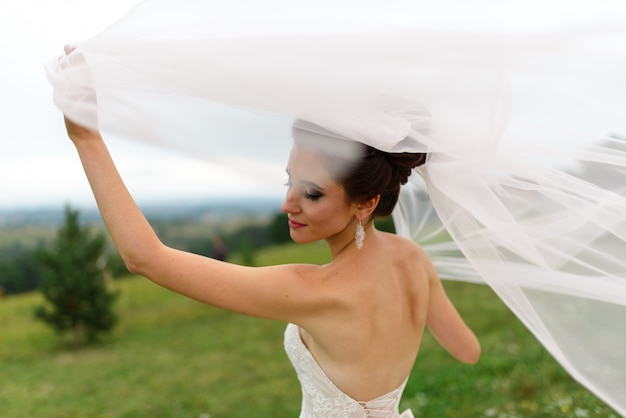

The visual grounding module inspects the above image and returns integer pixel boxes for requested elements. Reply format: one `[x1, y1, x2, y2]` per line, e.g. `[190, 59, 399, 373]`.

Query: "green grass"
[0, 242, 619, 417]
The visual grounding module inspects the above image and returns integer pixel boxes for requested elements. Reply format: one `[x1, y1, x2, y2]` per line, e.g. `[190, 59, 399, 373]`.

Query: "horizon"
[0, 196, 285, 229]
[0, 193, 285, 212]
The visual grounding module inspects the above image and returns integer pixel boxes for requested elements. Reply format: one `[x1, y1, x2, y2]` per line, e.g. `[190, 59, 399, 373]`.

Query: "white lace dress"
[284, 323, 414, 418]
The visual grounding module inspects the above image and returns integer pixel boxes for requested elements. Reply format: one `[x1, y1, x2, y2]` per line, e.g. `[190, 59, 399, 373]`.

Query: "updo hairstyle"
[339, 145, 426, 218]
[292, 120, 426, 218]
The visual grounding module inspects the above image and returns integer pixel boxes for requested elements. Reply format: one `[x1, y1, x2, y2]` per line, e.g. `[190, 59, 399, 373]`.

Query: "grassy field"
[1, 241, 619, 417]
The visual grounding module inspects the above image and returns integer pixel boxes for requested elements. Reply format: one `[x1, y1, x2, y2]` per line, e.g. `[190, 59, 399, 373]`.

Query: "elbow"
[123, 251, 155, 277]
[120, 243, 163, 276]
[460, 340, 481, 365]
[464, 349, 481, 365]
[120, 252, 143, 275]
[124, 258, 142, 276]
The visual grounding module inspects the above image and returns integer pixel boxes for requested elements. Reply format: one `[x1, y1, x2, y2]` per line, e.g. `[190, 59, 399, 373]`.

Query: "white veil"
[45, 0, 626, 414]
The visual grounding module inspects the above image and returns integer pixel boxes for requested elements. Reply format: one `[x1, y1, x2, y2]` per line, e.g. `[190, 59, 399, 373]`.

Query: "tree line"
[0, 206, 396, 298]
[0, 209, 270, 296]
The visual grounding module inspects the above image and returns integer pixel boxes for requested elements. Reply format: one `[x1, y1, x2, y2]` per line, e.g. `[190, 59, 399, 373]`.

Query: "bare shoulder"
[374, 232, 431, 290]
[378, 231, 427, 261]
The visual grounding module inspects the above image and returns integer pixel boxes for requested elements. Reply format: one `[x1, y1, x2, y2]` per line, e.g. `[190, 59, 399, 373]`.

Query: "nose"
[281, 187, 300, 214]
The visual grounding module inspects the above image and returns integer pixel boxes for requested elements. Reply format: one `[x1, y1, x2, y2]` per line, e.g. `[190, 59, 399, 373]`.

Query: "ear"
[356, 194, 380, 221]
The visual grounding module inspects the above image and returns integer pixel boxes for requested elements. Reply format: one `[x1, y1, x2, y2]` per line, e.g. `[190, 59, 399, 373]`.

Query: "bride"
[48, 0, 626, 415]
[63, 114, 480, 417]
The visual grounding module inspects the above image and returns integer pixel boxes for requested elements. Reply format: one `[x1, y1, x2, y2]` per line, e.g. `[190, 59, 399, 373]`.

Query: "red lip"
[288, 219, 306, 229]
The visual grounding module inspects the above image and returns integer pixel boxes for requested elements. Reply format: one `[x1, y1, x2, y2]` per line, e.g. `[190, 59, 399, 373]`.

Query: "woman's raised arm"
[64, 118, 331, 324]
[65, 117, 161, 270]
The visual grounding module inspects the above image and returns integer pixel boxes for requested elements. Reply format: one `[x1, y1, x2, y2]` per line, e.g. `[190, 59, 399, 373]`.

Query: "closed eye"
[304, 188, 323, 201]
[285, 170, 324, 201]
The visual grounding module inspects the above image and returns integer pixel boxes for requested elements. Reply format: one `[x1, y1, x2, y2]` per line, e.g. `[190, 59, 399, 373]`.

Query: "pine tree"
[35, 205, 119, 344]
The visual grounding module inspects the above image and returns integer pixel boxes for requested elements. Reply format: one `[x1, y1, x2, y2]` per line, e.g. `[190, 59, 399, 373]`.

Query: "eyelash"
[304, 189, 323, 201]
[284, 181, 323, 201]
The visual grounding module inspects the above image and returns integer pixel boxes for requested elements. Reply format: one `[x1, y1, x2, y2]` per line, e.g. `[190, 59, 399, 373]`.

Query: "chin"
[290, 236, 309, 245]
[289, 231, 316, 245]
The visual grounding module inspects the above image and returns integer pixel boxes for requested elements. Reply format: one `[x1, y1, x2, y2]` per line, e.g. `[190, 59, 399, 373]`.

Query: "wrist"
[64, 116, 102, 143]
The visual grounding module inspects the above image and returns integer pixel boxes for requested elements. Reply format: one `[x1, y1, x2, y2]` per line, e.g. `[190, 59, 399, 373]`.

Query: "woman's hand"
[61, 44, 101, 143]
[64, 116, 101, 143]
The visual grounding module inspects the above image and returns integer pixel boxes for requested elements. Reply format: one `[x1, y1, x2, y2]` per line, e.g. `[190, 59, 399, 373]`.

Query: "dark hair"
[293, 128, 426, 218]
[339, 144, 426, 218]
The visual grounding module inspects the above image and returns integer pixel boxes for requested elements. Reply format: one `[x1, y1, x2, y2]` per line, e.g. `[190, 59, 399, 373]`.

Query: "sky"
[1, 0, 625, 210]
[0, 0, 284, 210]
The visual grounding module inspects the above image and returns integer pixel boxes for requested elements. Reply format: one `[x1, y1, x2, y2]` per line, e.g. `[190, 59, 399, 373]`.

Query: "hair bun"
[384, 152, 427, 184]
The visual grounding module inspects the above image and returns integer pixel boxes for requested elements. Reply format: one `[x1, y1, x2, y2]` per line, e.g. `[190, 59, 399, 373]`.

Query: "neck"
[328, 219, 375, 259]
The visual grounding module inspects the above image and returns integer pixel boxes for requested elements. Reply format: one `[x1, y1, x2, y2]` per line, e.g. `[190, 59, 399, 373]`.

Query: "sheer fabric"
[45, 0, 626, 414]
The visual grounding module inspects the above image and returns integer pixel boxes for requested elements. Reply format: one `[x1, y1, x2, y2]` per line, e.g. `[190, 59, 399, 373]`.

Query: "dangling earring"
[355, 219, 365, 250]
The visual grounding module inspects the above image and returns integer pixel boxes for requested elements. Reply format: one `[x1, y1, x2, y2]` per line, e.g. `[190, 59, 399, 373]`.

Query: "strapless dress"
[284, 323, 414, 418]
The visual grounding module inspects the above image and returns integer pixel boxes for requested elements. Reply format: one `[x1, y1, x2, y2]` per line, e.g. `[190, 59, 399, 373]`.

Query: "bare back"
[296, 230, 430, 401]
